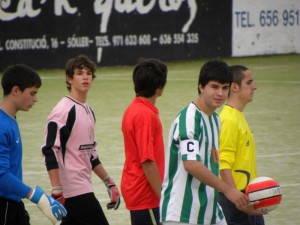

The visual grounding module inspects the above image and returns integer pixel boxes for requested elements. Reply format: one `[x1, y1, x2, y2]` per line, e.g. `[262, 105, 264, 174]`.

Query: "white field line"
[23, 166, 123, 175]
[281, 183, 300, 187]
[23, 152, 300, 176]
[40, 63, 300, 79]
[24, 153, 300, 187]
[258, 80, 300, 84]
[162, 79, 300, 84]
[257, 152, 300, 158]
[41, 70, 194, 79]
[41, 76, 300, 84]
[253, 65, 300, 70]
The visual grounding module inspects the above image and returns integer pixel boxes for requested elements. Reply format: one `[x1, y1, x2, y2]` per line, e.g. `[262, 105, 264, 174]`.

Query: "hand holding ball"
[245, 176, 282, 213]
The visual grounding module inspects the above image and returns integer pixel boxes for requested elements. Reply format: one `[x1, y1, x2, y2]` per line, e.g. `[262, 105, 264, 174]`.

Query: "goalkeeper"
[0, 64, 67, 225]
[41, 55, 120, 225]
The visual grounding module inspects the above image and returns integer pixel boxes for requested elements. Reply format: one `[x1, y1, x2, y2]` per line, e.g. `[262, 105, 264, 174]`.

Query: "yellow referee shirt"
[219, 105, 257, 191]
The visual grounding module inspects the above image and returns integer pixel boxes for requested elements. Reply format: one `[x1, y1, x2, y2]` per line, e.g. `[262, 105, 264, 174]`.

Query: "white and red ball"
[245, 176, 282, 213]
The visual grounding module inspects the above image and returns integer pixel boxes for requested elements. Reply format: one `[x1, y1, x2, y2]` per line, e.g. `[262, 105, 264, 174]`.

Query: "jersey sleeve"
[91, 143, 101, 169]
[42, 121, 60, 170]
[134, 113, 156, 164]
[89, 107, 101, 168]
[0, 131, 31, 199]
[219, 117, 239, 170]
[178, 106, 201, 162]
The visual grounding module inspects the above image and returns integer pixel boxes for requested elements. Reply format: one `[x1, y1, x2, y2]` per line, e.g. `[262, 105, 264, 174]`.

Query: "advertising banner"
[232, 0, 300, 56]
[0, 0, 232, 69]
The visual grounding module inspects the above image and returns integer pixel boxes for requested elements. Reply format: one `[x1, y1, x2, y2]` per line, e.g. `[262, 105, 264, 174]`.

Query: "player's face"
[68, 67, 94, 94]
[239, 70, 257, 103]
[199, 80, 230, 114]
[16, 86, 39, 112]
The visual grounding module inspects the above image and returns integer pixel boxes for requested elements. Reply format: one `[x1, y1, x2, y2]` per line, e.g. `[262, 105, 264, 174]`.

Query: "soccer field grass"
[4, 54, 300, 225]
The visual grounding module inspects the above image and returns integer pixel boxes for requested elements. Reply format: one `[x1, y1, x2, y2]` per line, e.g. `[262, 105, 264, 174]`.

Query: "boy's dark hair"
[230, 65, 249, 86]
[133, 58, 167, 97]
[65, 55, 96, 91]
[1, 64, 42, 96]
[198, 60, 233, 94]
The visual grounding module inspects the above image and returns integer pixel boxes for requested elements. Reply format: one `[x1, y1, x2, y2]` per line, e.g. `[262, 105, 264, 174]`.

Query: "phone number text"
[234, 9, 299, 28]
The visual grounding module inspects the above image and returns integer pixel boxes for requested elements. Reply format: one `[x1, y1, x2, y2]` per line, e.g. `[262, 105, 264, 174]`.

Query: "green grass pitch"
[1, 54, 299, 225]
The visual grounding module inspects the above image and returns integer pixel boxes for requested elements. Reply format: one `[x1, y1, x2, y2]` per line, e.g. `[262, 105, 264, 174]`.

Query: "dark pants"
[0, 198, 30, 225]
[218, 192, 265, 225]
[130, 207, 160, 225]
[61, 192, 109, 225]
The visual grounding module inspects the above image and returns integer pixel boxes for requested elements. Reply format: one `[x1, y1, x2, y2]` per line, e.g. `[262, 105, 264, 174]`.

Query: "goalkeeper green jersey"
[219, 105, 257, 191]
[160, 103, 225, 225]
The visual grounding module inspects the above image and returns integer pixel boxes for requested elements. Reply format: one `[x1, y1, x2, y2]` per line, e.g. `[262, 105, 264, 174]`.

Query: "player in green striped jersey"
[160, 60, 250, 225]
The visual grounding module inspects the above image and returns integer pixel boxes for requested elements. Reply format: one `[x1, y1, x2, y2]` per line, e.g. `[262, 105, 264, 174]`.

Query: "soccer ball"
[245, 176, 282, 213]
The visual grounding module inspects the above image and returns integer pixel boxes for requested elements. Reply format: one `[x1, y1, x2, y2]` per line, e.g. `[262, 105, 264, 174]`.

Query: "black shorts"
[0, 198, 30, 225]
[61, 192, 109, 225]
[218, 192, 265, 225]
[130, 207, 160, 225]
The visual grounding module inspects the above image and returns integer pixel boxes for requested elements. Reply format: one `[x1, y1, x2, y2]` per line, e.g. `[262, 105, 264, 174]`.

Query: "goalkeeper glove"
[30, 186, 67, 224]
[103, 176, 121, 210]
[51, 186, 65, 205]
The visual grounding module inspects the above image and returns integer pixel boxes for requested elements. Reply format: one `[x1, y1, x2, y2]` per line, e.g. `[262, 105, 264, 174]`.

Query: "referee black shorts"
[218, 192, 265, 225]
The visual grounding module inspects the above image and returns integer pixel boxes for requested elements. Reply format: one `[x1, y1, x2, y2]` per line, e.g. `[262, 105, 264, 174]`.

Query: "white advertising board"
[232, 0, 300, 56]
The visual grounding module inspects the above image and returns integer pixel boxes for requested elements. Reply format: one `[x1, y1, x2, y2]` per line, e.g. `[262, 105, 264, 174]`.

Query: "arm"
[41, 121, 65, 204]
[25, 167, 66, 224]
[183, 160, 249, 208]
[133, 114, 162, 198]
[47, 169, 61, 187]
[93, 164, 120, 210]
[219, 116, 265, 215]
[141, 160, 161, 197]
[93, 163, 109, 180]
[26, 186, 67, 224]
[46, 169, 65, 205]
[220, 169, 236, 188]
[0, 162, 32, 199]
[0, 127, 32, 199]
[220, 169, 265, 215]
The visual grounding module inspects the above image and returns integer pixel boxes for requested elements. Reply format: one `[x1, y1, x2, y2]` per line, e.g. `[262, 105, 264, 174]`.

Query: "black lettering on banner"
[187, 141, 194, 152]
[0, 0, 232, 69]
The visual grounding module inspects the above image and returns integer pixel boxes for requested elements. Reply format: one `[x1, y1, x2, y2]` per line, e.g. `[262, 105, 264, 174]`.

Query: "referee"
[218, 65, 266, 225]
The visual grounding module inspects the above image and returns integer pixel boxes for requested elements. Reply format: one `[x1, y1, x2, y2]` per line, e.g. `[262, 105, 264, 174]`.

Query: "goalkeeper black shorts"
[0, 198, 30, 225]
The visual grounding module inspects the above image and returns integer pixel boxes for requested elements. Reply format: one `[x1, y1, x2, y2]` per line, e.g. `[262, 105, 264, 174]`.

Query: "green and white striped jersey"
[160, 103, 225, 225]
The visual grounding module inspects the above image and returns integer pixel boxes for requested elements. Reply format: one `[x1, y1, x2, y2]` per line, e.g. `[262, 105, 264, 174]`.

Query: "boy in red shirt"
[121, 58, 167, 225]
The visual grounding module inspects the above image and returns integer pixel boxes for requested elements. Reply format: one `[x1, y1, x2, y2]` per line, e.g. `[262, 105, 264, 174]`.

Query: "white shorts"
[163, 219, 227, 225]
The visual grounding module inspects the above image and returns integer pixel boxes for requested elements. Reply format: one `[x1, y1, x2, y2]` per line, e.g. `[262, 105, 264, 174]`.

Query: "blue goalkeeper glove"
[103, 176, 121, 210]
[30, 186, 67, 224]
